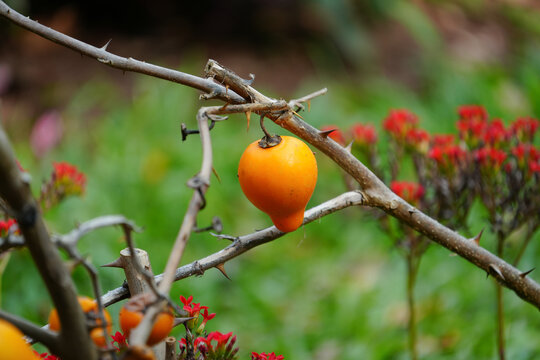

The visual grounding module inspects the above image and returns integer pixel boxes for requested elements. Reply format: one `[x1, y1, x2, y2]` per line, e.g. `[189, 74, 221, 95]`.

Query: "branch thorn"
[243, 73, 255, 86]
[345, 141, 353, 153]
[246, 111, 251, 132]
[212, 166, 221, 183]
[173, 317, 195, 328]
[520, 268, 535, 278]
[101, 257, 123, 268]
[487, 264, 505, 280]
[319, 128, 337, 139]
[471, 228, 484, 245]
[100, 39, 112, 51]
[215, 263, 231, 280]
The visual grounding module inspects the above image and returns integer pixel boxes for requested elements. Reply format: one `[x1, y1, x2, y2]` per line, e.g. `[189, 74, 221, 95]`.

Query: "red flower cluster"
[383, 109, 418, 139]
[511, 144, 540, 174]
[456, 105, 489, 144]
[110, 331, 128, 350]
[473, 147, 507, 169]
[0, 218, 18, 237]
[428, 144, 467, 171]
[511, 117, 539, 142]
[251, 352, 285, 360]
[53, 162, 86, 196]
[182, 331, 238, 359]
[180, 295, 216, 333]
[390, 181, 424, 205]
[351, 123, 377, 146]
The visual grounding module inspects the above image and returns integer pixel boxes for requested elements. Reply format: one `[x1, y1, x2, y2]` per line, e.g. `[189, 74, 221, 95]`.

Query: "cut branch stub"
[103, 248, 154, 296]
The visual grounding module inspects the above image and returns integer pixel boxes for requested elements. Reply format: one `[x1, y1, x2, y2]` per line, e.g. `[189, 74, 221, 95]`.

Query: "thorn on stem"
[243, 73, 255, 86]
[471, 228, 484, 245]
[487, 264, 505, 280]
[319, 128, 337, 139]
[246, 111, 251, 132]
[215, 263, 231, 280]
[345, 141, 353, 153]
[100, 39, 112, 51]
[101, 257, 123, 268]
[519, 268, 535, 278]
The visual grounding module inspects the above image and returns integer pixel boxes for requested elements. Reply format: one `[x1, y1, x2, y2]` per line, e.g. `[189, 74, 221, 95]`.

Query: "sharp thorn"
[100, 39, 112, 51]
[307, 100, 311, 112]
[319, 129, 337, 139]
[471, 228, 484, 245]
[520, 268, 535, 278]
[345, 141, 354, 153]
[101, 257, 123, 268]
[215, 263, 231, 280]
[291, 109, 303, 119]
[246, 111, 251, 132]
[212, 167, 221, 183]
[173, 317, 195, 327]
[488, 264, 505, 280]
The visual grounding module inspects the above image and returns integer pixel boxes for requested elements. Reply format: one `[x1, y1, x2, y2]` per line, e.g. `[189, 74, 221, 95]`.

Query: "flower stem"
[406, 252, 419, 360]
[496, 233, 505, 360]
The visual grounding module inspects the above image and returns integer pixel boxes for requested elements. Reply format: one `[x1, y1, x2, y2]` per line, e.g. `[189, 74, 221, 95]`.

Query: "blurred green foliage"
[2, 1, 540, 359]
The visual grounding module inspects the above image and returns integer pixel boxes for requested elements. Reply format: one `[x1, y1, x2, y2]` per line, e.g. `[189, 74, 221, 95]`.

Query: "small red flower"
[511, 117, 539, 142]
[390, 181, 424, 205]
[432, 134, 455, 147]
[428, 144, 467, 171]
[111, 331, 128, 350]
[529, 160, 540, 173]
[474, 147, 507, 169]
[458, 105, 488, 122]
[351, 123, 377, 145]
[53, 161, 86, 196]
[34, 351, 60, 360]
[251, 352, 285, 360]
[0, 218, 18, 237]
[456, 105, 488, 144]
[405, 128, 430, 152]
[320, 126, 346, 145]
[482, 119, 508, 146]
[383, 109, 418, 139]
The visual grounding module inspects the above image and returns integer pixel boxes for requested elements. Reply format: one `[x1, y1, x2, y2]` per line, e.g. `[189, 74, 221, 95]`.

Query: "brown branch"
[0, 1, 245, 104]
[100, 191, 364, 306]
[0, 127, 97, 360]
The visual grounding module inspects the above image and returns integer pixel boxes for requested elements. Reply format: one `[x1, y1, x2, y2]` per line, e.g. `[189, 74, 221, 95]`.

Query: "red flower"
[351, 123, 377, 145]
[251, 352, 285, 360]
[428, 144, 467, 171]
[482, 119, 508, 146]
[390, 181, 424, 205]
[511, 144, 539, 163]
[458, 105, 488, 122]
[456, 105, 488, 144]
[529, 160, 540, 173]
[111, 331, 128, 350]
[405, 128, 430, 152]
[383, 109, 418, 139]
[320, 126, 346, 146]
[473, 147, 507, 169]
[432, 134, 455, 147]
[0, 218, 18, 237]
[511, 117, 539, 142]
[34, 351, 60, 360]
[53, 162, 86, 196]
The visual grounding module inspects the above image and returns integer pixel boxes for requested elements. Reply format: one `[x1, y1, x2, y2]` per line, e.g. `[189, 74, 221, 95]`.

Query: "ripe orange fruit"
[48, 296, 112, 348]
[238, 135, 317, 232]
[0, 319, 40, 360]
[119, 294, 174, 346]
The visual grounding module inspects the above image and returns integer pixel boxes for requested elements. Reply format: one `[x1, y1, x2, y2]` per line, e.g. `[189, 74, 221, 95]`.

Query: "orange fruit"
[48, 296, 112, 348]
[238, 135, 317, 232]
[119, 294, 174, 346]
[0, 319, 40, 360]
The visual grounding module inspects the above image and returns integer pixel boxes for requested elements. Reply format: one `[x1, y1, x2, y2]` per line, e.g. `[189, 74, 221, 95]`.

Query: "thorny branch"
[1, 0, 540, 354]
[100, 191, 365, 306]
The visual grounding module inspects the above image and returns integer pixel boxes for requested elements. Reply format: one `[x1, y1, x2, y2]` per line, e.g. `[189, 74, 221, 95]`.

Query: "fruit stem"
[258, 114, 282, 148]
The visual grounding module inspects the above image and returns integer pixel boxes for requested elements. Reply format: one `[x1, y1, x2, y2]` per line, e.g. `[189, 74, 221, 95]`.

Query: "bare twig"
[100, 191, 365, 306]
[0, 127, 97, 360]
[0, 1, 244, 104]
